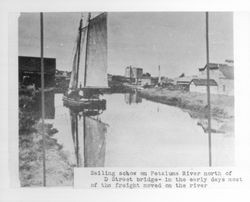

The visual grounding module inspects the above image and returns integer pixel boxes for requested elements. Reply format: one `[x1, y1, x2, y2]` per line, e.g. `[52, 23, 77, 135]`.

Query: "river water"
[44, 92, 234, 167]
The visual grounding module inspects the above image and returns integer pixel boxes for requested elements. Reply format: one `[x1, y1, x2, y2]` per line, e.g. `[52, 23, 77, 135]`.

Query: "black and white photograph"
[17, 11, 235, 187]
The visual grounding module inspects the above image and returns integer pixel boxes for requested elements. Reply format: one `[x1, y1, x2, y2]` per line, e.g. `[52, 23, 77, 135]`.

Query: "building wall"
[125, 66, 132, 78]
[199, 69, 224, 81]
[132, 68, 143, 79]
[19, 56, 56, 88]
[217, 79, 234, 96]
[189, 83, 218, 94]
[199, 69, 234, 96]
[141, 78, 151, 86]
[21, 73, 55, 88]
[125, 66, 143, 84]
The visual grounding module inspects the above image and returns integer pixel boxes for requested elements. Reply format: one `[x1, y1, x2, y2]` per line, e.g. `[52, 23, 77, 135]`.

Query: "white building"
[189, 79, 218, 94]
[141, 75, 152, 86]
[174, 75, 198, 91]
[125, 66, 143, 84]
[198, 63, 234, 96]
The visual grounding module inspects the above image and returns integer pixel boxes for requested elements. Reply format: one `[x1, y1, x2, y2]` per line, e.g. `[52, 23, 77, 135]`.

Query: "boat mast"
[83, 13, 91, 87]
[76, 17, 83, 88]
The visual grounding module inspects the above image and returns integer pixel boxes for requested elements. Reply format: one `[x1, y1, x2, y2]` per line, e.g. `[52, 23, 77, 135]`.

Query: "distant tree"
[179, 73, 185, 78]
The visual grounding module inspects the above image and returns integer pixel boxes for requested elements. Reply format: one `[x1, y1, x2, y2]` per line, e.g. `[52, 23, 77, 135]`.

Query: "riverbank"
[19, 89, 74, 186]
[136, 87, 234, 134]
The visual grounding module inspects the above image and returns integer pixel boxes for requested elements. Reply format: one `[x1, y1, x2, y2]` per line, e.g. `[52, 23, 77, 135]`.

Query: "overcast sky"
[19, 12, 233, 78]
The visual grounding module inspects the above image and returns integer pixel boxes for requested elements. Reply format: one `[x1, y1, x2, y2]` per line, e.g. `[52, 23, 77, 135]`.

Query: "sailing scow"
[63, 12, 108, 110]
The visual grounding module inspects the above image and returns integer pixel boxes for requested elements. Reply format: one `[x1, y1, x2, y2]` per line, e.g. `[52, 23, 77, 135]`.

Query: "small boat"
[63, 12, 108, 109]
[62, 95, 106, 109]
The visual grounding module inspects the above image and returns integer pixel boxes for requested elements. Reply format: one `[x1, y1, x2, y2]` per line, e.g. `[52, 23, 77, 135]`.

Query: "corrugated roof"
[199, 63, 228, 71]
[199, 63, 234, 80]
[190, 79, 217, 86]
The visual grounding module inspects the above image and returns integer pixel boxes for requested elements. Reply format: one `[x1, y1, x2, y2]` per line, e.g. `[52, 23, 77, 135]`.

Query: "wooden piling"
[205, 12, 212, 167]
[40, 12, 46, 186]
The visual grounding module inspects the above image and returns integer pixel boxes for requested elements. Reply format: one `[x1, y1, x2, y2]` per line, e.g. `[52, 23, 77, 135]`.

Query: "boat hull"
[62, 95, 106, 110]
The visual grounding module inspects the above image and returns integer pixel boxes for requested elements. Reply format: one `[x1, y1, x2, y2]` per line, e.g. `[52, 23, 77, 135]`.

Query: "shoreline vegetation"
[19, 89, 74, 186]
[123, 83, 234, 135]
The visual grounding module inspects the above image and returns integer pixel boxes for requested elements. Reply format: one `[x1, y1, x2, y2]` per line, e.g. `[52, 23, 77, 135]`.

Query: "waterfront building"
[189, 78, 218, 94]
[198, 62, 234, 96]
[125, 66, 143, 84]
[175, 76, 197, 91]
[19, 56, 56, 88]
[141, 75, 152, 86]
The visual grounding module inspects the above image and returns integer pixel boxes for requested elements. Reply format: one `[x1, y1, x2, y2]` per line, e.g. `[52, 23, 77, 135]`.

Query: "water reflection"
[44, 93, 234, 167]
[124, 91, 142, 104]
[68, 104, 108, 167]
[35, 91, 55, 119]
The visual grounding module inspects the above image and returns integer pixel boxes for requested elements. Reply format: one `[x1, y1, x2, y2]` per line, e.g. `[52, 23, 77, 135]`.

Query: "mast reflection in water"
[68, 103, 108, 167]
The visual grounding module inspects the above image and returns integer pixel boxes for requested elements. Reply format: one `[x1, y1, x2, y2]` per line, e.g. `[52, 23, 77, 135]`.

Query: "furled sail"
[84, 13, 108, 88]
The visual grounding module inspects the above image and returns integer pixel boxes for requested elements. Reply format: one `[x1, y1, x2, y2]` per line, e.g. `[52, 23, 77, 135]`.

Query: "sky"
[19, 12, 233, 78]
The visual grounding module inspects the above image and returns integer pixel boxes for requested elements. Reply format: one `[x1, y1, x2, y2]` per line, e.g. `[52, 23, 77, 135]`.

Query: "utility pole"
[206, 12, 212, 167]
[40, 12, 46, 186]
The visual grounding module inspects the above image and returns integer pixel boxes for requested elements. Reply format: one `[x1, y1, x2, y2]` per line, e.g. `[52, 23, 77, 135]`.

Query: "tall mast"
[205, 12, 212, 167]
[76, 18, 83, 88]
[83, 13, 91, 87]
